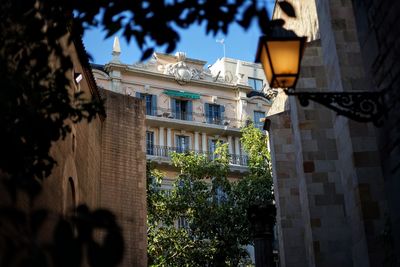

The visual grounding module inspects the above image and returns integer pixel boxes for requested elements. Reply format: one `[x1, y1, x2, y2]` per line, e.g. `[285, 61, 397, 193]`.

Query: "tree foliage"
[234, 123, 273, 210]
[0, 0, 105, 198]
[147, 125, 274, 266]
[147, 144, 250, 266]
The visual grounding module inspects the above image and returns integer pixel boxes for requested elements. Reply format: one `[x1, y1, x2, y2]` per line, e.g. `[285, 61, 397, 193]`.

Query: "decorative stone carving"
[265, 88, 279, 100]
[224, 71, 233, 83]
[157, 52, 212, 85]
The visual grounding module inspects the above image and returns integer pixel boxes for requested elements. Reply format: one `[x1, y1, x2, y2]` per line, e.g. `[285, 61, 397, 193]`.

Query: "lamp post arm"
[285, 89, 387, 127]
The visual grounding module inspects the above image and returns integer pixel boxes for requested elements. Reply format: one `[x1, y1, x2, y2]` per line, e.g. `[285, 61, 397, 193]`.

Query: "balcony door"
[205, 103, 225, 124]
[146, 131, 154, 155]
[208, 139, 223, 160]
[171, 99, 192, 121]
[254, 111, 265, 130]
[176, 135, 189, 153]
[136, 93, 157, 115]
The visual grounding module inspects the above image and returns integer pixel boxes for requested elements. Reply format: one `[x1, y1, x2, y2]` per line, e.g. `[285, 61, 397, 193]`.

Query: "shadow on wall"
[0, 186, 125, 267]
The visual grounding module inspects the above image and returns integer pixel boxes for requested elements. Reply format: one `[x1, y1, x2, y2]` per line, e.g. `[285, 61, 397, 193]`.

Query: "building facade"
[267, 0, 400, 266]
[93, 42, 271, 184]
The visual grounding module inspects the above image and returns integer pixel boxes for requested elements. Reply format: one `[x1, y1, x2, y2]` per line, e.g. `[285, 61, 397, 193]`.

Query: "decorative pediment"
[155, 52, 214, 85]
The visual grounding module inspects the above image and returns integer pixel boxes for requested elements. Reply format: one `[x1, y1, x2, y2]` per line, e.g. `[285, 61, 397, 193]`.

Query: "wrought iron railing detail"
[147, 145, 248, 167]
[285, 90, 386, 126]
[145, 107, 246, 129]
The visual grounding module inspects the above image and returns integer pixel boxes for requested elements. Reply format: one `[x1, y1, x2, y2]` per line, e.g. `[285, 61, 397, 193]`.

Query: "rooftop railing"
[147, 145, 248, 167]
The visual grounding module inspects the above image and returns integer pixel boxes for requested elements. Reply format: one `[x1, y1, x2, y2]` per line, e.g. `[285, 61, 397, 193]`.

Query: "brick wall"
[100, 89, 147, 267]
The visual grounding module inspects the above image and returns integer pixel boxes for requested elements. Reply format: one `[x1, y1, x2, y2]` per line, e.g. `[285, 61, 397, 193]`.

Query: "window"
[248, 77, 264, 91]
[176, 135, 189, 153]
[146, 131, 154, 155]
[208, 139, 219, 154]
[136, 93, 157, 115]
[171, 99, 192, 121]
[208, 139, 224, 160]
[254, 111, 265, 130]
[215, 186, 227, 204]
[205, 103, 225, 125]
[178, 216, 189, 229]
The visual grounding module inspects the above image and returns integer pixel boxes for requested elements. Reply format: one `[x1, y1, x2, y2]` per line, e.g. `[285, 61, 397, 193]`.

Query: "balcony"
[145, 107, 246, 130]
[147, 145, 248, 167]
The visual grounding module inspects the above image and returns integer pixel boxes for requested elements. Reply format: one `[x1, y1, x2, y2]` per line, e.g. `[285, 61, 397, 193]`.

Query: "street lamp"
[255, 27, 306, 89]
[255, 27, 386, 126]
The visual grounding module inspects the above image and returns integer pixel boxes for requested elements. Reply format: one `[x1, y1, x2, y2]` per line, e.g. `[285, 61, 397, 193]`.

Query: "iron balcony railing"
[147, 145, 248, 167]
[145, 107, 246, 129]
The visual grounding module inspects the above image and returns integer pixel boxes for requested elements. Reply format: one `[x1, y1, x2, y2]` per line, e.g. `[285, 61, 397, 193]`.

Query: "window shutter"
[187, 101, 193, 121]
[220, 105, 225, 120]
[151, 95, 157, 115]
[171, 98, 176, 118]
[204, 103, 210, 123]
[136, 92, 141, 98]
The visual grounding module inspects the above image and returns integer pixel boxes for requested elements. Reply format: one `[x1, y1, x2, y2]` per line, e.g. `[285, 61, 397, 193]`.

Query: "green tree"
[234, 122, 273, 210]
[147, 144, 251, 266]
[147, 124, 274, 266]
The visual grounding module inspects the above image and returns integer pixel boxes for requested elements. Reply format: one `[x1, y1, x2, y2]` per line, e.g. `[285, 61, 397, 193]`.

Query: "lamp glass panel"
[267, 40, 300, 76]
[275, 76, 297, 88]
[260, 44, 273, 84]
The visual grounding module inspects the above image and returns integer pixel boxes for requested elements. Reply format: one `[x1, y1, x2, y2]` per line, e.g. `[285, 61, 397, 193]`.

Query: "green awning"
[164, 89, 200, 99]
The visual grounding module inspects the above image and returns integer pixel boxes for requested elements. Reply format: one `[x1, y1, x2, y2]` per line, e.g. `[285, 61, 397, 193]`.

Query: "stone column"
[202, 133, 207, 153]
[159, 127, 164, 147]
[167, 128, 172, 147]
[227, 136, 233, 154]
[194, 132, 199, 152]
[234, 137, 241, 156]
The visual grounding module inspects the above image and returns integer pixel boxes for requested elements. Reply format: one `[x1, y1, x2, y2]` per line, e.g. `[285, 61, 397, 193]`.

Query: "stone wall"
[268, 40, 353, 266]
[268, 107, 308, 267]
[270, 0, 392, 266]
[35, 38, 104, 214]
[352, 0, 400, 262]
[314, 1, 387, 265]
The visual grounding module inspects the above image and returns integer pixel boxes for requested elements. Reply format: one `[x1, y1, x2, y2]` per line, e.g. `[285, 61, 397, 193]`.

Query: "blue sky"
[83, 2, 275, 66]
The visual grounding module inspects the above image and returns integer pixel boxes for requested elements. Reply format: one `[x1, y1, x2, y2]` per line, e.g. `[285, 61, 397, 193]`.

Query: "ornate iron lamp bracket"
[285, 89, 387, 126]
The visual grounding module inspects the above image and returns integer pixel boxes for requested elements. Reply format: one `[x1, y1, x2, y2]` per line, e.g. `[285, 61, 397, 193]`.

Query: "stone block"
[314, 160, 336, 172]
[312, 172, 329, 183]
[303, 161, 315, 173]
[311, 218, 322, 228]
[352, 151, 380, 167]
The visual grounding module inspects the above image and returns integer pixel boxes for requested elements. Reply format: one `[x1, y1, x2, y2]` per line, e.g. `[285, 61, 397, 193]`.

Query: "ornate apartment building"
[93, 39, 271, 182]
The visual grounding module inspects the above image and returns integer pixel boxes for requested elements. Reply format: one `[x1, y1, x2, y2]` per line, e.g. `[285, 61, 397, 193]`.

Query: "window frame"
[253, 111, 266, 130]
[146, 131, 154, 155]
[248, 77, 264, 91]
